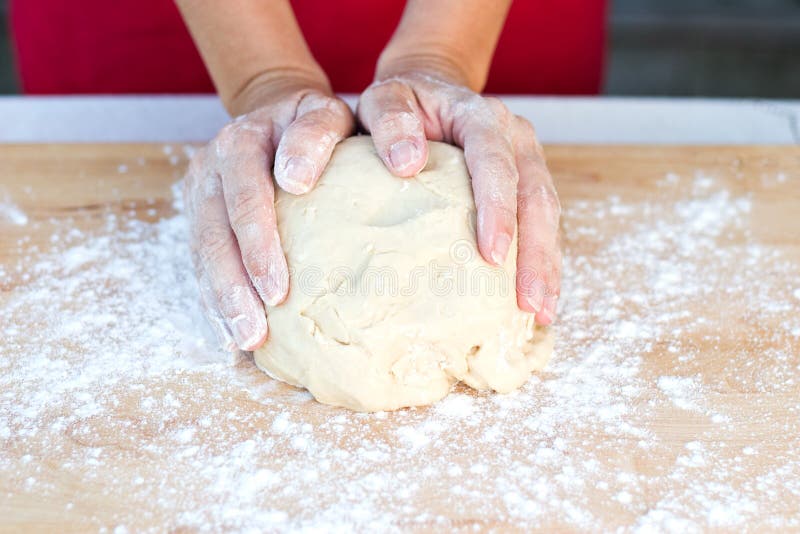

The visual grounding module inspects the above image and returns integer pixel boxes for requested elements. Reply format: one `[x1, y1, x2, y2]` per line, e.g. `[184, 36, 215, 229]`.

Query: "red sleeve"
[10, 0, 606, 96]
[487, 0, 608, 94]
[10, 0, 214, 94]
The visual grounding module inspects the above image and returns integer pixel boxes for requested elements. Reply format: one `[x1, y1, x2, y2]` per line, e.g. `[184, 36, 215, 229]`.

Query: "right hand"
[184, 80, 354, 351]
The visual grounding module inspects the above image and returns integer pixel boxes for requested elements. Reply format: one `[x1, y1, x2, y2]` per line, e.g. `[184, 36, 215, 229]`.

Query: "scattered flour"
[658, 376, 704, 412]
[0, 190, 28, 226]
[0, 170, 798, 532]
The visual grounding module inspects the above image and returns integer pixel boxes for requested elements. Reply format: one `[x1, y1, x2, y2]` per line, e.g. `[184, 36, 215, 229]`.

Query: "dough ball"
[254, 136, 552, 411]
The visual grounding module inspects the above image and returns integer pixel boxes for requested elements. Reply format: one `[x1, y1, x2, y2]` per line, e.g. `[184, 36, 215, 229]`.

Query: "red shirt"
[10, 0, 607, 95]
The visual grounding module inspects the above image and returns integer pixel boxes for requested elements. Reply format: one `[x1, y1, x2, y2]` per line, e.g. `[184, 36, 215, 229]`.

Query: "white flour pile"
[1, 165, 798, 532]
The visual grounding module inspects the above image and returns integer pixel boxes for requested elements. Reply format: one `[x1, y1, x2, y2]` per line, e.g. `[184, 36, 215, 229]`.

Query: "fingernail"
[209, 314, 237, 352]
[281, 156, 315, 194]
[538, 294, 558, 325]
[388, 140, 420, 172]
[490, 232, 512, 265]
[524, 279, 546, 313]
[526, 294, 543, 314]
[257, 269, 289, 306]
[256, 232, 289, 306]
[231, 314, 262, 350]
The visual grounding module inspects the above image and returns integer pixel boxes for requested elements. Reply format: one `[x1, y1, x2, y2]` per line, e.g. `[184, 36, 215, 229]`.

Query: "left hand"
[357, 73, 561, 325]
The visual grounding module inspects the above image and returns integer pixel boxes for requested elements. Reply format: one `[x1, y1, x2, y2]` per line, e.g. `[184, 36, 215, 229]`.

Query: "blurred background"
[0, 0, 798, 97]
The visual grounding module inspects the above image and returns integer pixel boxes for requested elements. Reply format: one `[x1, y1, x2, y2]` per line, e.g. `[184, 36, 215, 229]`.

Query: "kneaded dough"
[255, 136, 552, 411]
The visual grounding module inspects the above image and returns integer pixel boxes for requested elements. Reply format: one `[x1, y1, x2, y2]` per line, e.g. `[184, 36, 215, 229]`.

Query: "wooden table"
[1, 144, 799, 532]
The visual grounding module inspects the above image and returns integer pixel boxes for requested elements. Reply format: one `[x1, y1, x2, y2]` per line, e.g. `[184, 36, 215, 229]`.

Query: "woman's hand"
[184, 81, 354, 351]
[357, 73, 561, 325]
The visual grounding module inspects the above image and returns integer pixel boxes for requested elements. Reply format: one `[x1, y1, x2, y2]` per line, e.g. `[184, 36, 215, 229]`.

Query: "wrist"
[227, 66, 332, 117]
[375, 50, 474, 88]
[375, 0, 510, 92]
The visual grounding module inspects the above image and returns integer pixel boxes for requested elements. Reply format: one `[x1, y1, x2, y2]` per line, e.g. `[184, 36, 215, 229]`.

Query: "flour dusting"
[0, 190, 28, 226]
[1, 167, 799, 532]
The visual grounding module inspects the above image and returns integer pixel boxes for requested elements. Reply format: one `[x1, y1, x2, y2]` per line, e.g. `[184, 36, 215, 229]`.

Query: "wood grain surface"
[1, 144, 799, 532]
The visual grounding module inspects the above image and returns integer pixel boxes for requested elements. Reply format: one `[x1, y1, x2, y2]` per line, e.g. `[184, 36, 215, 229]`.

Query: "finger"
[185, 153, 236, 350]
[512, 116, 562, 324]
[194, 254, 236, 351]
[456, 98, 518, 266]
[273, 94, 354, 194]
[358, 79, 428, 177]
[215, 121, 289, 308]
[191, 162, 269, 351]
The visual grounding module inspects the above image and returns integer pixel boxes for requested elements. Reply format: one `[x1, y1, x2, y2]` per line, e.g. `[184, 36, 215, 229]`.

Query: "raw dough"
[254, 136, 552, 411]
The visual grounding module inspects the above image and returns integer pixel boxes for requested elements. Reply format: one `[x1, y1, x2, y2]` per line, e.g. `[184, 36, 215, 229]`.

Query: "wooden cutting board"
[1, 144, 799, 532]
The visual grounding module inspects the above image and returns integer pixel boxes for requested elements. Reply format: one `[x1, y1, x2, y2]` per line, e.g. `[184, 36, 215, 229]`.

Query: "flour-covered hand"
[184, 85, 354, 350]
[358, 73, 561, 325]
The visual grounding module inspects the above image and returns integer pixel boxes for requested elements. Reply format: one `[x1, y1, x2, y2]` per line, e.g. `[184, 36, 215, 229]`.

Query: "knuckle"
[215, 120, 268, 154]
[211, 134, 231, 157]
[492, 204, 518, 225]
[215, 285, 253, 320]
[241, 248, 270, 278]
[217, 122, 239, 143]
[329, 96, 352, 118]
[479, 201, 516, 225]
[296, 91, 328, 113]
[514, 115, 537, 139]
[222, 120, 241, 136]
[196, 223, 230, 263]
[520, 184, 561, 217]
[483, 97, 512, 122]
[455, 93, 484, 119]
[483, 192, 518, 216]
[374, 110, 420, 135]
[228, 187, 263, 225]
[365, 79, 407, 98]
[484, 96, 506, 113]
[313, 95, 350, 118]
[481, 151, 518, 182]
[296, 92, 346, 120]
[289, 118, 340, 147]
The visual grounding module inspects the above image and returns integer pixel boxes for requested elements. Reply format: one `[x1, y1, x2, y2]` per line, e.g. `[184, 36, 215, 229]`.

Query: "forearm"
[176, 0, 329, 115]
[376, 0, 512, 91]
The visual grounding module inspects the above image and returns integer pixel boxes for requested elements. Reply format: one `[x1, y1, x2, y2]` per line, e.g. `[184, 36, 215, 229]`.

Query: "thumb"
[358, 79, 428, 177]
